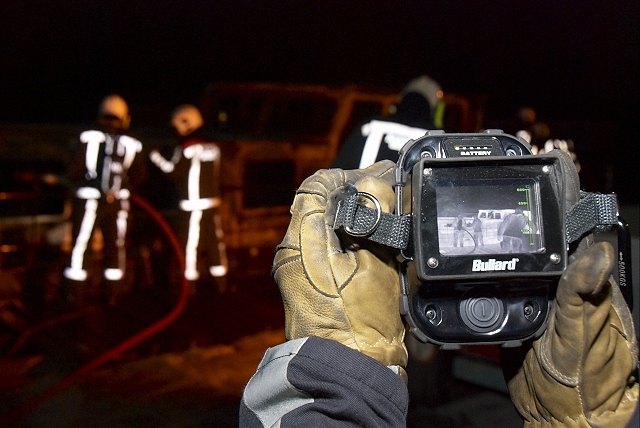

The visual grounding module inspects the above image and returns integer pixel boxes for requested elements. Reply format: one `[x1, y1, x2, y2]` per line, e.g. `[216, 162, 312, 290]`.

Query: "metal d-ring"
[345, 192, 382, 237]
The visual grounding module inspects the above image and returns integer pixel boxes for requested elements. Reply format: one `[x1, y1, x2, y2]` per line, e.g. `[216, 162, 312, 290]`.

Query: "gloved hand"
[272, 160, 408, 378]
[501, 150, 639, 426]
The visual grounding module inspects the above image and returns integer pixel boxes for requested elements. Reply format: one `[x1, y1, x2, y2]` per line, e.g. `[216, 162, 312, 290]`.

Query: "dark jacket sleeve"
[127, 141, 149, 192]
[240, 336, 408, 427]
[331, 125, 368, 169]
[67, 139, 89, 188]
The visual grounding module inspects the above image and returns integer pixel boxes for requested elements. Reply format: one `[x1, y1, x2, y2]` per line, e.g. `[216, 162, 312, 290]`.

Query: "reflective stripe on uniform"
[65, 198, 99, 280]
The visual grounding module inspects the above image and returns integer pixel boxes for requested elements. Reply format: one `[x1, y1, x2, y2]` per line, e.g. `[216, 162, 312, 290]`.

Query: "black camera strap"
[335, 189, 632, 310]
[565, 191, 619, 243]
[567, 191, 633, 310]
[334, 192, 411, 249]
[335, 190, 619, 249]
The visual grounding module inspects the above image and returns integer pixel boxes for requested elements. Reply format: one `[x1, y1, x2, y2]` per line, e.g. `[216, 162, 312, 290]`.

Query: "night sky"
[1, 0, 638, 126]
[0, 1, 639, 205]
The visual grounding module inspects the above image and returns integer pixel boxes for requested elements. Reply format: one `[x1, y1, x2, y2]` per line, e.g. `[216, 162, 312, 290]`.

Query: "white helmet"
[170, 104, 204, 137]
[98, 94, 130, 130]
[398, 75, 444, 112]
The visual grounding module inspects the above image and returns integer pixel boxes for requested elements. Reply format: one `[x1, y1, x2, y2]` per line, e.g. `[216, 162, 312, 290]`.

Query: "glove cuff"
[387, 365, 409, 386]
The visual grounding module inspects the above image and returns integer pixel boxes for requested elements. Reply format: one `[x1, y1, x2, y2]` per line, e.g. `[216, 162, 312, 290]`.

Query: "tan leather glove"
[501, 150, 639, 427]
[272, 160, 408, 376]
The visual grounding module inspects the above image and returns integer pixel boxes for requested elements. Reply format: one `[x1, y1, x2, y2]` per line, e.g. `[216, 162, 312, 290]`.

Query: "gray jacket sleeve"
[239, 336, 408, 427]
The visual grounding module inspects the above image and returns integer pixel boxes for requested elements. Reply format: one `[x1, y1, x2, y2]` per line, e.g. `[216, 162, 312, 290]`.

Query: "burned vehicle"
[196, 82, 399, 271]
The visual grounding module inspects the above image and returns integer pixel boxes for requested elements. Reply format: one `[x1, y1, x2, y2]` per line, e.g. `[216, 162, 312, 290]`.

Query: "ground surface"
[0, 246, 522, 427]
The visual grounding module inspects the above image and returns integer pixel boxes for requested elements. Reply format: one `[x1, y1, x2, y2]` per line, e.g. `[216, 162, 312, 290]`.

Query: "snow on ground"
[1, 328, 285, 427]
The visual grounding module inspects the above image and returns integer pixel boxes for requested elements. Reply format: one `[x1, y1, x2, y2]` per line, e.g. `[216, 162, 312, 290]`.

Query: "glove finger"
[330, 171, 406, 366]
[275, 167, 347, 297]
[542, 241, 616, 381]
[321, 160, 396, 290]
[273, 166, 355, 342]
[558, 241, 614, 305]
[328, 174, 397, 288]
[351, 176, 395, 212]
[274, 161, 396, 314]
[281, 160, 396, 252]
[324, 160, 395, 224]
[273, 161, 406, 367]
[556, 148, 581, 213]
[344, 159, 396, 187]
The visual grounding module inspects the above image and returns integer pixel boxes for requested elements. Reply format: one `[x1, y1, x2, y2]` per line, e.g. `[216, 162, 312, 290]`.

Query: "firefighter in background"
[332, 75, 444, 169]
[149, 104, 228, 294]
[498, 209, 528, 253]
[471, 214, 484, 247]
[63, 94, 144, 307]
[453, 213, 466, 247]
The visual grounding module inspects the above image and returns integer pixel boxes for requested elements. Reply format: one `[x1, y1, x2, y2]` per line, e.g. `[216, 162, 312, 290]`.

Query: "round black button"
[469, 297, 498, 325]
[460, 296, 503, 332]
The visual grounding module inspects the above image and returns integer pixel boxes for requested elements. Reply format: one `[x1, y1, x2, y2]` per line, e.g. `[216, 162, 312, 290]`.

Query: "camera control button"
[460, 296, 503, 332]
[470, 298, 498, 323]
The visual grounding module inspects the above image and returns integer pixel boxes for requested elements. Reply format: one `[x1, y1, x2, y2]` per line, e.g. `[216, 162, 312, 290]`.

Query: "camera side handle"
[615, 216, 634, 311]
[566, 191, 632, 311]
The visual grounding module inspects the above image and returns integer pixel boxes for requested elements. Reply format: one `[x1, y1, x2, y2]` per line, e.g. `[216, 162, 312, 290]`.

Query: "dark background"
[0, 4, 637, 425]
[1, 0, 638, 203]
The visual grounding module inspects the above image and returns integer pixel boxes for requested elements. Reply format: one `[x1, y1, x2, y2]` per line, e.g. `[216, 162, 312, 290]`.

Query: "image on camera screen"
[434, 178, 544, 256]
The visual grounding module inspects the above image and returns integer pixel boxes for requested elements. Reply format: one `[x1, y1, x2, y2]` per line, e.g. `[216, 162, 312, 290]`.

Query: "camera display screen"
[433, 178, 544, 256]
[398, 134, 568, 346]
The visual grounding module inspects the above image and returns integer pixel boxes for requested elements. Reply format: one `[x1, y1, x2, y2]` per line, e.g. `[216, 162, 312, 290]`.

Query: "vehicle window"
[211, 95, 264, 136]
[243, 160, 296, 208]
[263, 97, 336, 140]
[208, 91, 337, 142]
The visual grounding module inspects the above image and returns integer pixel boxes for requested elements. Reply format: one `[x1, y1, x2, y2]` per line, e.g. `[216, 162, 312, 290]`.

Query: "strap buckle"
[344, 192, 382, 237]
[334, 190, 411, 249]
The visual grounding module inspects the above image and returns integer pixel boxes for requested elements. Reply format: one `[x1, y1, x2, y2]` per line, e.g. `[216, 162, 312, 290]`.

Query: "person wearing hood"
[332, 75, 444, 169]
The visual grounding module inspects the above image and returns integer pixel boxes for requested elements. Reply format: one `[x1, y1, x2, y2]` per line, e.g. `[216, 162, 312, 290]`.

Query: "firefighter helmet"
[170, 104, 204, 137]
[399, 75, 444, 113]
[98, 94, 131, 130]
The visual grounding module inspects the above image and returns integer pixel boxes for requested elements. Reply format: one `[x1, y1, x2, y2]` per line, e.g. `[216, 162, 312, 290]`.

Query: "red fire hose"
[1, 193, 189, 426]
